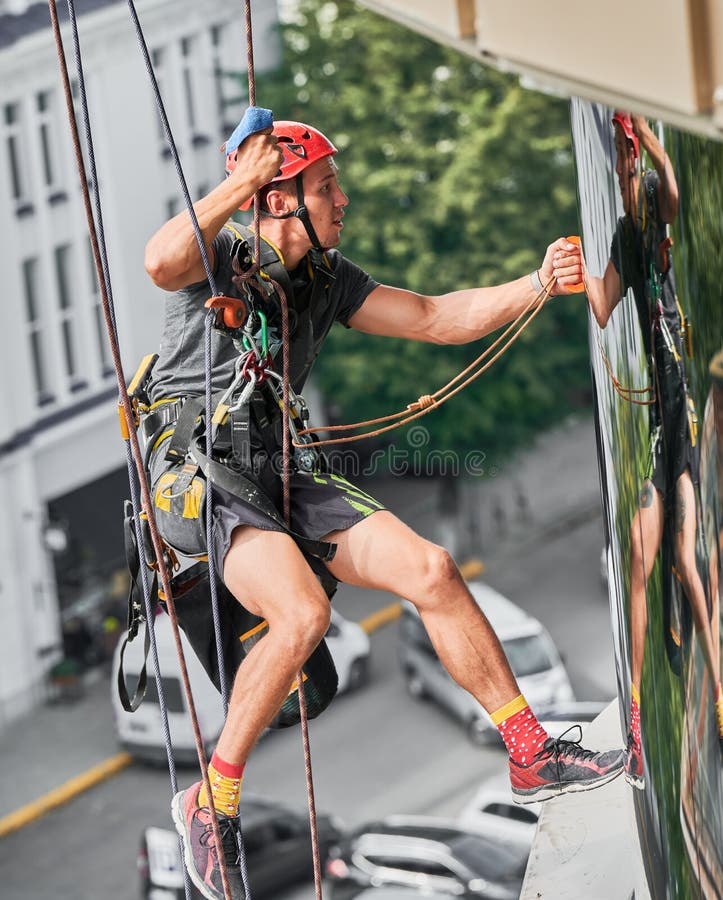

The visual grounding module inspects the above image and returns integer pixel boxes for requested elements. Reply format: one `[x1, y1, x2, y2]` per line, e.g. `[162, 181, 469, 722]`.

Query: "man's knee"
[278, 590, 331, 657]
[408, 542, 460, 609]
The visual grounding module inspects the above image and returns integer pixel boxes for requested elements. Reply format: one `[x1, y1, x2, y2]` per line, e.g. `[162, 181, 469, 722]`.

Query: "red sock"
[630, 685, 641, 747]
[491, 695, 548, 766]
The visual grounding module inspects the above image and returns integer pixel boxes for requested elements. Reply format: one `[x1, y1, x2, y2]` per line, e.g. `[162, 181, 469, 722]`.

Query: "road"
[0, 500, 616, 900]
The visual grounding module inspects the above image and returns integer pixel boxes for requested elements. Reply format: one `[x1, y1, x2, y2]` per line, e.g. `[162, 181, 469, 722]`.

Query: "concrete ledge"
[522, 700, 651, 900]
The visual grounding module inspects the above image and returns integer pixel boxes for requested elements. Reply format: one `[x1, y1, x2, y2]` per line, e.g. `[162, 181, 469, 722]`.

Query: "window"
[364, 854, 456, 879]
[181, 34, 211, 145]
[37, 91, 54, 187]
[503, 634, 555, 678]
[139, 675, 185, 714]
[22, 257, 54, 405]
[482, 802, 538, 824]
[150, 47, 170, 150]
[54, 244, 84, 388]
[36, 89, 66, 202]
[180, 36, 197, 131]
[4, 102, 33, 215]
[210, 22, 246, 134]
[87, 238, 113, 377]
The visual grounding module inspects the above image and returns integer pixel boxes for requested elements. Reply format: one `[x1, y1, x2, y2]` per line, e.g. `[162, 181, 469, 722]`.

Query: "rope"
[239, 2, 324, 896]
[297, 275, 556, 447]
[60, 0, 192, 890]
[597, 338, 656, 406]
[49, 2, 241, 896]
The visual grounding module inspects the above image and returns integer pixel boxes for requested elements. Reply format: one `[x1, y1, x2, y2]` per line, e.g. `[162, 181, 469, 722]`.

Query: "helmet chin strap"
[262, 174, 325, 252]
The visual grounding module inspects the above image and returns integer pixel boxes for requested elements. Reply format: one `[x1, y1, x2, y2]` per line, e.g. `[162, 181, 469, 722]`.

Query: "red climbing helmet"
[228, 121, 337, 211]
[611, 111, 640, 159]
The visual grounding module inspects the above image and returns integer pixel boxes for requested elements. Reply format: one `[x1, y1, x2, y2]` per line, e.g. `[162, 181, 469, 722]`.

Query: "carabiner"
[243, 309, 269, 358]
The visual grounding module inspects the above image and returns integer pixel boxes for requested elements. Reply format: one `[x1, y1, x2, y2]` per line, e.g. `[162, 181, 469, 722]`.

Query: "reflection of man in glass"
[584, 112, 722, 789]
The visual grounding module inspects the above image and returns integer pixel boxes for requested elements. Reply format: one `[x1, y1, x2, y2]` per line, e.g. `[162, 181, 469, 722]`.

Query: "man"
[584, 112, 723, 791]
[144, 112, 624, 900]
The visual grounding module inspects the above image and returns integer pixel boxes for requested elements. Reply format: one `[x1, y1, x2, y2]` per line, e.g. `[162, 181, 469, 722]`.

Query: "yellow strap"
[631, 683, 640, 704]
[490, 694, 528, 726]
[152, 429, 175, 454]
[212, 403, 230, 426]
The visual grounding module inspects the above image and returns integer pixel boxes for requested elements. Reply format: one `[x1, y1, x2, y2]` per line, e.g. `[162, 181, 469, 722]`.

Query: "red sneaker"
[624, 732, 645, 790]
[171, 781, 245, 900]
[510, 729, 625, 804]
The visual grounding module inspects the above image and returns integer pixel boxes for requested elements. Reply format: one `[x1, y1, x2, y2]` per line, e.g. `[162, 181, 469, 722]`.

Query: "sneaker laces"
[534, 725, 598, 765]
[196, 806, 241, 867]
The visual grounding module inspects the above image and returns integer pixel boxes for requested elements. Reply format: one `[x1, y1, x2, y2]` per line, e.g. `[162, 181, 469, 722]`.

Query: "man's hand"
[227, 128, 284, 197]
[539, 237, 584, 296]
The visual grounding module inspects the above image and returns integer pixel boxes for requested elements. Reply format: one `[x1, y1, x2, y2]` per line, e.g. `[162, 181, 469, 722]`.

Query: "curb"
[0, 752, 132, 839]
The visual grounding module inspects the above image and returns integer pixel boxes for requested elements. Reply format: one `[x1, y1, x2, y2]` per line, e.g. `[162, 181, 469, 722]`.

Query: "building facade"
[0, 0, 279, 722]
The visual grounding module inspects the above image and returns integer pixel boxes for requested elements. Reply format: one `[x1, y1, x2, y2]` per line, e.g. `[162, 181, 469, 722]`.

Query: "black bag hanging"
[120, 506, 338, 725]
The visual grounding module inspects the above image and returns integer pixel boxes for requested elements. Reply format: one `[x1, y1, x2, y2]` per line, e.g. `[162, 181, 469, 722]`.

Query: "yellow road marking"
[359, 603, 402, 634]
[0, 752, 132, 839]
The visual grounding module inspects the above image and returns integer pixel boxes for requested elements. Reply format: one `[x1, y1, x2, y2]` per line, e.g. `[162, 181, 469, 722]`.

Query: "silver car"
[398, 582, 575, 744]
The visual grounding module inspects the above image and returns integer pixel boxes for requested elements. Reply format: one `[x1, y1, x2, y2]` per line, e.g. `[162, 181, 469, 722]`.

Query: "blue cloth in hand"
[224, 107, 274, 155]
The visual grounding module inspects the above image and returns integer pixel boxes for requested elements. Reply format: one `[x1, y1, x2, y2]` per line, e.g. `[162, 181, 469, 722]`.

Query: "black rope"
[237, 0, 324, 894]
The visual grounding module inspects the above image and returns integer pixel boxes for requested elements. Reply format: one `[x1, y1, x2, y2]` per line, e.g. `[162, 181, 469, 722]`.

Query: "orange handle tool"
[564, 235, 585, 293]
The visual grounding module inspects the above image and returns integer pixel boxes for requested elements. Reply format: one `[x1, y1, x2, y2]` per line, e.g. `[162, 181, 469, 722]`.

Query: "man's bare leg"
[325, 510, 625, 802]
[673, 472, 721, 694]
[172, 525, 331, 900]
[629, 481, 664, 690]
[216, 525, 332, 764]
[326, 510, 519, 712]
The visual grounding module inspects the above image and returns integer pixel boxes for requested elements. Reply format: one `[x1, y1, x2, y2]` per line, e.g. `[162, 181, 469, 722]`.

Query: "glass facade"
[571, 99, 723, 899]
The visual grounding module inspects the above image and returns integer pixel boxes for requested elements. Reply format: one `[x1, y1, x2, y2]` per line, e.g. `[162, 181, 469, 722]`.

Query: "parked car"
[138, 794, 343, 899]
[457, 772, 540, 851]
[325, 815, 527, 900]
[113, 606, 370, 763]
[327, 607, 371, 693]
[339, 888, 462, 900]
[398, 583, 575, 745]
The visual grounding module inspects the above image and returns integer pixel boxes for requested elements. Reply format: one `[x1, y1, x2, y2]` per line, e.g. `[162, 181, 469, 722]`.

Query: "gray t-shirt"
[149, 227, 378, 403]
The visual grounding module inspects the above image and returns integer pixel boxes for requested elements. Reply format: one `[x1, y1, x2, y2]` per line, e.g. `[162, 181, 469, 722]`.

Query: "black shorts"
[648, 348, 699, 502]
[210, 470, 385, 592]
[149, 430, 385, 598]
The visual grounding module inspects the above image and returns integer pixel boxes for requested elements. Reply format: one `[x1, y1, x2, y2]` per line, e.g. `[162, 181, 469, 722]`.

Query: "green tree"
[253, 0, 590, 461]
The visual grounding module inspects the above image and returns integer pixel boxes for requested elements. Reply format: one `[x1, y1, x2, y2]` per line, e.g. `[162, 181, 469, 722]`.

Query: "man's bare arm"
[144, 132, 282, 292]
[585, 258, 622, 329]
[349, 237, 582, 344]
[631, 114, 679, 224]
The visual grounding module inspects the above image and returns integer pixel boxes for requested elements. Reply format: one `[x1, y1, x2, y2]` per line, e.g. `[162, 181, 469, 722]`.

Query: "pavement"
[0, 414, 602, 838]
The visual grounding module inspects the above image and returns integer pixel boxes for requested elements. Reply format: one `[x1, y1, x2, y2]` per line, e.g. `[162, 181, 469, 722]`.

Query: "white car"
[398, 582, 575, 744]
[325, 607, 371, 693]
[457, 772, 540, 850]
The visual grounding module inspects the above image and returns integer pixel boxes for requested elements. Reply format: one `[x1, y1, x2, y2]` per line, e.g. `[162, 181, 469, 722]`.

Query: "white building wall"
[0, 0, 279, 722]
